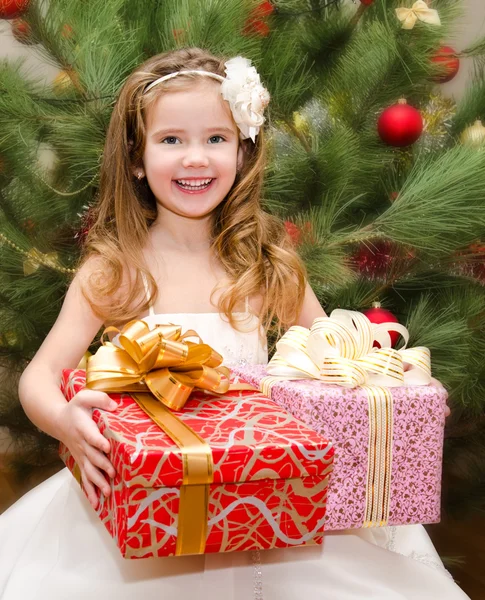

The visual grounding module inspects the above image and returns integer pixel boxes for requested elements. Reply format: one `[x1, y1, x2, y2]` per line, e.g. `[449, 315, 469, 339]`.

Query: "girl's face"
[141, 81, 243, 220]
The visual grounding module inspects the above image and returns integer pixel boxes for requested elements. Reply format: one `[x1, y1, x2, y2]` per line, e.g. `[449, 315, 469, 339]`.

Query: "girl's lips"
[172, 179, 216, 195]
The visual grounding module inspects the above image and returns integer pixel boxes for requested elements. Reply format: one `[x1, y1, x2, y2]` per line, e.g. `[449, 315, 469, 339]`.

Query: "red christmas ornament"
[12, 18, 33, 44]
[455, 242, 485, 283]
[430, 46, 460, 84]
[22, 218, 35, 232]
[243, 1, 274, 37]
[354, 241, 394, 278]
[284, 221, 302, 246]
[468, 243, 485, 282]
[61, 23, 74, 39]
[252, 0, 275, 17]
[0, 0, 29, 19]
[377, 99, 423, 147]
[75, 205, 97, 246]
[363, 302, 400, 347]
[360, 0, 374, 5]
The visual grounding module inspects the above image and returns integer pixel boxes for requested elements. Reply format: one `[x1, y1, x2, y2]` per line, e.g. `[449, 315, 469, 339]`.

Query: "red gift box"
[60, 369, 334, 559]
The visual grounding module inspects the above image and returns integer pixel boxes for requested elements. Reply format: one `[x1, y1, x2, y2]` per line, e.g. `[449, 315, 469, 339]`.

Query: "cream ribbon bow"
[265, 309, 431, 389]
[395, 1, 441, 30]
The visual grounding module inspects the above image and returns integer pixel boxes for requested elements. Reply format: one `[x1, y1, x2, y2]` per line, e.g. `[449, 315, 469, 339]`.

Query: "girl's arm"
[18, 259, 118, 507]
[295, 282, 328, 328]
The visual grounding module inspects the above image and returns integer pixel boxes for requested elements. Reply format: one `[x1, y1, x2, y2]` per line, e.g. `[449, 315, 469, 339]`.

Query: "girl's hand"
[57, 389, 118, 509]
[429, 377, 451, 418]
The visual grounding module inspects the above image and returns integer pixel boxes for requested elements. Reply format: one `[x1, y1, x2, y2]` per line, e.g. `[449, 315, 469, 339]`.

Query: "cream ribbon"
[395, 1, 441, 30]
[263, 309, 431, 389]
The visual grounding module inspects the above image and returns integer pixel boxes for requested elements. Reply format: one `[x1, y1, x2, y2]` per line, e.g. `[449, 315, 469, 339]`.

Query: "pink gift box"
[231, 364, 447, 531]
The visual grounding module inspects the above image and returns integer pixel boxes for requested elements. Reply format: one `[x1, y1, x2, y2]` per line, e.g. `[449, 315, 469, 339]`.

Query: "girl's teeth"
[176, 178, 213, 190]
[177, 178, 212, 186]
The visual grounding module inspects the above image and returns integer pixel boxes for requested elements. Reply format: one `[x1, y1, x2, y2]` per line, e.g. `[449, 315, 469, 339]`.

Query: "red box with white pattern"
[59, 369, 334, 559]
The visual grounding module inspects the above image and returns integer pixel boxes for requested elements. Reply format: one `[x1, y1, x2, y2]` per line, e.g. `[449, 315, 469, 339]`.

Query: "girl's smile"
[173, 177, 216, 193]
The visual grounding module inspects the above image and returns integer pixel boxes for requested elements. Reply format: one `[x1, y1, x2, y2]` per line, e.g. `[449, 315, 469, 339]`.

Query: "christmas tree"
[0, 0, 484, 520]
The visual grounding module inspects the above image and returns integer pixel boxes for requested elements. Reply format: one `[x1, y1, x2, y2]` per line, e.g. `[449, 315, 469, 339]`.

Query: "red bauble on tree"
[284, 221, 302, 246]
[0, 0, 29, 19]
[377, 99, 423, 147]
[284, 220, 314, 246]
[468, 242, 485, 282]
[455, 242, 485, 283]
[353, 241, 395, 278]
[61, 23, 74, 39]
[12, 18, 34, 44]
[430, 46, 460, 84]
[363, 302, 400, 347]
[243, 1, 274, 37]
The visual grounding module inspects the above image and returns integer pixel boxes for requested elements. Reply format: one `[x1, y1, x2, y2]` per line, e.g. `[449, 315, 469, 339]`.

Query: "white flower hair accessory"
[220, 57, 270, 143]
[142, 56, 270, 143]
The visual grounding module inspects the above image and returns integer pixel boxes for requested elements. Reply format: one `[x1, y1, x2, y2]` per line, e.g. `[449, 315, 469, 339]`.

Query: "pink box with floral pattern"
[231, 365, 447, 531]
[59, 369, 334, 559]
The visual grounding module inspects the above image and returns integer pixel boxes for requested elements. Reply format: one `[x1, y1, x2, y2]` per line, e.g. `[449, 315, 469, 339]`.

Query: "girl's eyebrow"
[151, 126, 236, 138]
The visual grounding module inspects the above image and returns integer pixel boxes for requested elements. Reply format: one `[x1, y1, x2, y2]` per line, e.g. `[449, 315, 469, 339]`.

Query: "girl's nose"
[182, 144, 210, 169]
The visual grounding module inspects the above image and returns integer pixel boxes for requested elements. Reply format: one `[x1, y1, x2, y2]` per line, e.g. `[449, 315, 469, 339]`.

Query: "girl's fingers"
[83, 443, 116, 478]
[76, 390, 118, 412]
[445, 405, 451, 417]
[83, 461, 112, 499]
[81, 472, 99, 509]
[80, 416, 111, 453]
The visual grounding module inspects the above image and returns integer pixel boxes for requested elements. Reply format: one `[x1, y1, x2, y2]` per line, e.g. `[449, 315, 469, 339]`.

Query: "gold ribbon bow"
[395, 1, 441, 30]
[86, 320, 231, 411]
[261, 309, 431, 393]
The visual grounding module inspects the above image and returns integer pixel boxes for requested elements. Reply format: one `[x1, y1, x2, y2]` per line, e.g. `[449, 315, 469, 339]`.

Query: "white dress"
[0, 311, 469, 600]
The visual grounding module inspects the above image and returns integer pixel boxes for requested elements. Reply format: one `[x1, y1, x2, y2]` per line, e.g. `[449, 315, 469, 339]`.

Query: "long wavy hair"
[81, 47, 307, 338]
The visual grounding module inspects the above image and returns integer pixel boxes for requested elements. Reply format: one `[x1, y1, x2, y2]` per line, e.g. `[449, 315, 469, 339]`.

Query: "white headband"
[143, 57, 270, 143]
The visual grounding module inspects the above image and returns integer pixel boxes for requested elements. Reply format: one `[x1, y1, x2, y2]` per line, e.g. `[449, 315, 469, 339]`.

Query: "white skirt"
[0, 468, 469, 600]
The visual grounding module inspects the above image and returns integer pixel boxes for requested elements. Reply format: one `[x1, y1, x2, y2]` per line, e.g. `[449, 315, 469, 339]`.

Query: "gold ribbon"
[85, 320, 254, 554]
[395, 1, 441, 30]
[86, 320, 231, 411]
[131, 392, 213, 556]
[362, 386, 393, 527]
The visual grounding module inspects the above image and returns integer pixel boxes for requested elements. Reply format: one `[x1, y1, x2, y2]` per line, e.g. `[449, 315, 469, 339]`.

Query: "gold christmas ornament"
[420, 93, 456, 150]
[0, 232, 76, 274]
[292, 111, 310, 137]
[23, 248, 61, 276]
[460, 120, 485, 148]
[395, 1, 441, 30]
[1, 330, 18, 346]
[52, 69, 80, 95]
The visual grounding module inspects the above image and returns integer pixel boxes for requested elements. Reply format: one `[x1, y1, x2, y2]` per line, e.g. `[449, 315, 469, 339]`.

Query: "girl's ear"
[237, 142, 246, 172]
[132, 166, 145, 179]
[129, 139, 145, 179]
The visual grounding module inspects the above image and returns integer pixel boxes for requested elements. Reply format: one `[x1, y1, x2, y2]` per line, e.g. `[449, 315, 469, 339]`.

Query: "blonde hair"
[81, 47, 306, 337]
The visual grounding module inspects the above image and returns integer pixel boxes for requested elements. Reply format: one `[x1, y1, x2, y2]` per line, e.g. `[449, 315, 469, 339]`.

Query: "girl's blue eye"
[162, 136, 180, 144]
[208, 135, 225, 144]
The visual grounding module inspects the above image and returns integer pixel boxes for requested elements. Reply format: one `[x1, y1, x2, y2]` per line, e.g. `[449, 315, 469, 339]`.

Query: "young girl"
[0, 48, 468, 599]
